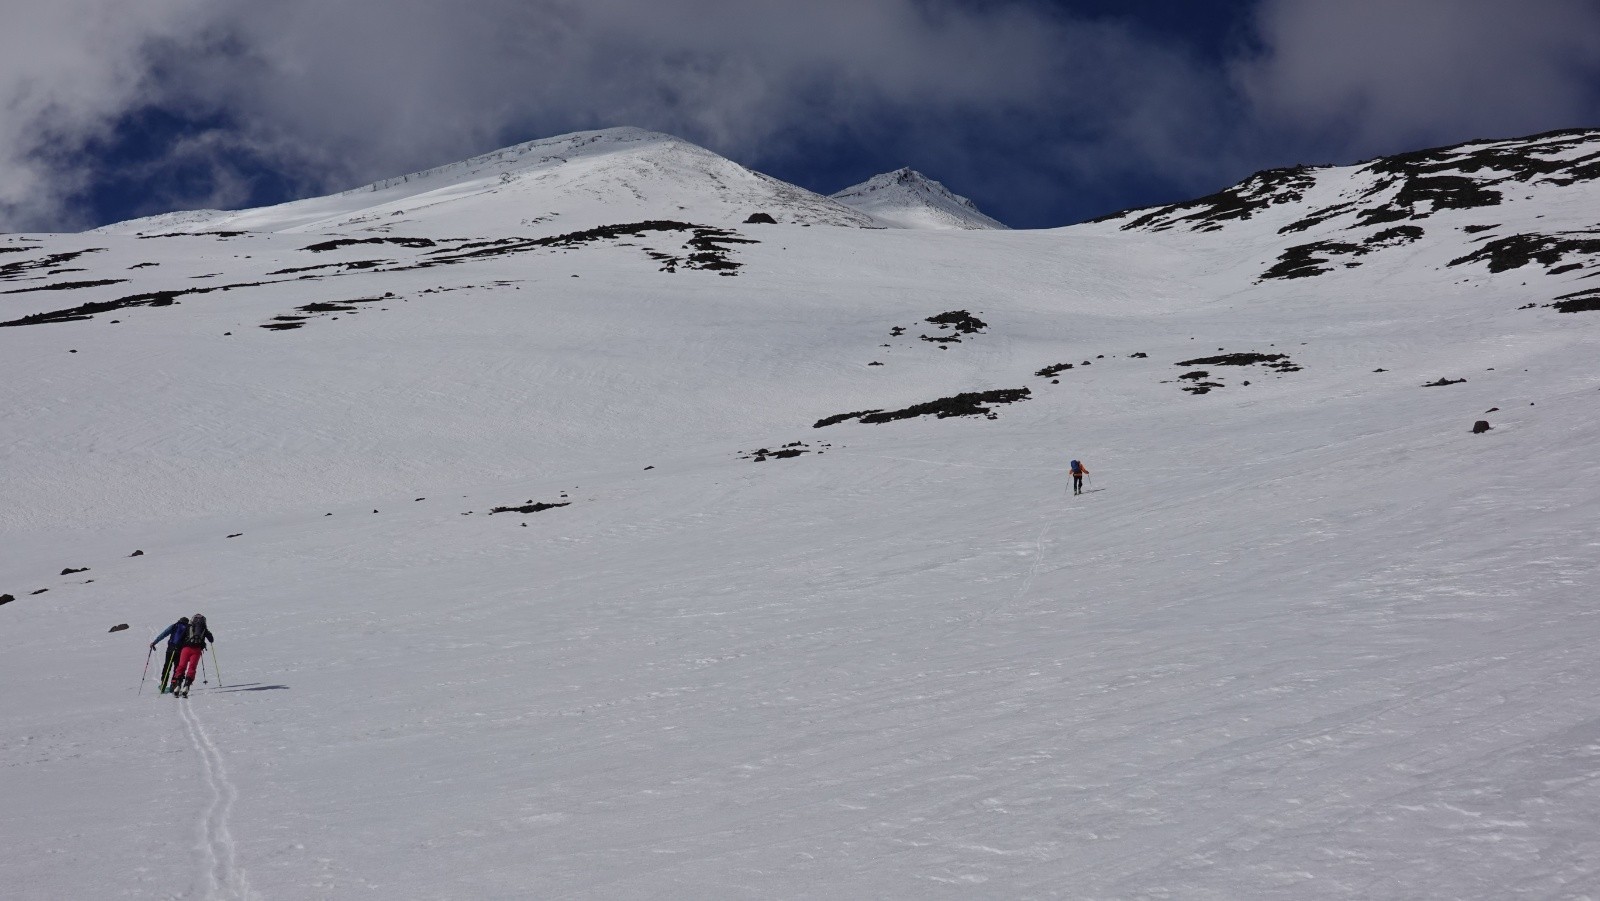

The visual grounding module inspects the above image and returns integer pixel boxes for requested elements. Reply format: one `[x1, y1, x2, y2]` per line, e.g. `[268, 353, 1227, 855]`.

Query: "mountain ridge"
[94, 126, 879, 237]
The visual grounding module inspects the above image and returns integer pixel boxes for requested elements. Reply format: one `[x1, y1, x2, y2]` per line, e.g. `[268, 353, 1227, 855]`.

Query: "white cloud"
[0, 0, 216, 230]
[1237, 0, 1600, 156]
[0, 0, 1239, 230]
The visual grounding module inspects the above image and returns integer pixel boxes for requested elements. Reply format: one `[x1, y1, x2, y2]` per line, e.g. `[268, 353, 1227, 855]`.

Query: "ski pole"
[200, 650, 208, 686]
[138, 646, 153, 696]
[210, 646, 224, 688]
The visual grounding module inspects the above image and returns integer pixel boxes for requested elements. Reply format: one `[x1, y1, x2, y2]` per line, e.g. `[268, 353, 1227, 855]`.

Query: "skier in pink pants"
[169, 613, 214, 698]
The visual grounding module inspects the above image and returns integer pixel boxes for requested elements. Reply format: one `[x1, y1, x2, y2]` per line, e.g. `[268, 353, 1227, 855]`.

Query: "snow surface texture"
[5, 127, 1600, 899]
[832, 167, 1008, 230]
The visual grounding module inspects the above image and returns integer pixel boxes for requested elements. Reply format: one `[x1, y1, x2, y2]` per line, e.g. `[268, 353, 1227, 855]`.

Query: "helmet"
[178, 616, 190, 623]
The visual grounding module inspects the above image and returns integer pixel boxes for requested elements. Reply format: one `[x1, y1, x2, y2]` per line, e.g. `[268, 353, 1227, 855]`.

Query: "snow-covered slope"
[6, 128, 1600, 898]
[95, 127, 876, 237]
[832, 167, 1008, 229]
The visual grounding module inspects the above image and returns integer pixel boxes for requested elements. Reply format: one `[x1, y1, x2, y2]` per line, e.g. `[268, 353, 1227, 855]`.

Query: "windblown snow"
[832, 167, 1008, 230]
[5, 127, 1600, 899]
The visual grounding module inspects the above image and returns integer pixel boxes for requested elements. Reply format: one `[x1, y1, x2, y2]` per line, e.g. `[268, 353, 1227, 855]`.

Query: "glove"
[149, 643, 156, 650]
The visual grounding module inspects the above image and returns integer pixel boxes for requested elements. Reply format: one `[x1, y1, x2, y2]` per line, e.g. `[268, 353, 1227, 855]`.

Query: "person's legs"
[1073, 474, 1083, 494]
[173, 646, 202, 690]
[160, 647, 179, 691]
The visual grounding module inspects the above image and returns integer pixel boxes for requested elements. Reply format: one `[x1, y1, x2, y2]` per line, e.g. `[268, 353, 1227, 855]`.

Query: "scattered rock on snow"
[1472, 420, 1492, 433]
[60, 567, 89, 575]
[815, 388, 1030, 427]
[108, 623, 128, 633]
[489, 502, 570, 514]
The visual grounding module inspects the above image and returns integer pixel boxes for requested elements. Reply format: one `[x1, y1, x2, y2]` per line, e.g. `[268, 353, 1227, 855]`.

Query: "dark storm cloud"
[1, 0, 1597, 231]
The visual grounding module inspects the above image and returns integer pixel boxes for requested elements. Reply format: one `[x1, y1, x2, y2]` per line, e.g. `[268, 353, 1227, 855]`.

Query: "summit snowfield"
[831, 167, 1008, 230]
[94, 127, 877, 237]
[5, 127, 1600, 899]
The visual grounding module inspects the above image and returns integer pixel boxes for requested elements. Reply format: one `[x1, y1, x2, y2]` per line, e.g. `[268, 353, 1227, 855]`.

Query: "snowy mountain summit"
[97, 127, 876, 237]
[831, 167, 1007, 230]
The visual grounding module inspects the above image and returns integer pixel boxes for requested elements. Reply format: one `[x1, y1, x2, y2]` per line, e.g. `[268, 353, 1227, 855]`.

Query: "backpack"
[184, 615, 208, 647]
[1070, 460, 1082, 475]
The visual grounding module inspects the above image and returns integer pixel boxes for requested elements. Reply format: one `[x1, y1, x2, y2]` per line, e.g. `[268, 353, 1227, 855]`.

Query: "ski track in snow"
[179, 698, 251, 900]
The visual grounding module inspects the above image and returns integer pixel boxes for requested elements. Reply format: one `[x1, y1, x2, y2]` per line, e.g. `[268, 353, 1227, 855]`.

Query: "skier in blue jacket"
[150, 617, 189, 694]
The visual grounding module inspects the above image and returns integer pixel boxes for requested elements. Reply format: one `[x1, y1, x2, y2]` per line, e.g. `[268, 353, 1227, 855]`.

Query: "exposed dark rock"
[1178, 370, 1210, 380]
[1447, 231, 1600, 274]
[1550, 287, 1600, 313]
[0, 594, 12, 605]
[921, 334, 961, 344]
[489, 502, 570, 514]
[815, 388, 1030, 427]
[1278, 201, 1357, 235]
[1262, 241, 1367, 280]
[815, 409, 882, 428]
[925, 310, 987, 334]
[227, 533, 242, 538]
[31, 589, 47, 595]
[0, 249, 105, 282]
[1423, 377, 1467, 387]
[425, 221, 755, 275]
[741, 441, 830, 462]
[1176, 352, 1291, 367]
[1035, 363, 1074, 377]
[1108, 166, 1316, 232]
[301, 237, 436, 252]
[0, 279, 279, 328]
[744, 212, 777, 224]
[1365, 225, 1424, 248]
[1462, 224, 1499, 234]
[1, 278, 127, 294]
[60, 567, 88, 576]
[1472, 420, 1492, 433]
[130, 550, 143, 557]
[869, 361, 883, 366]
[1130, 352, 1148, 358]
[268, 260, 390, 276]
[109, 623, 129, 633]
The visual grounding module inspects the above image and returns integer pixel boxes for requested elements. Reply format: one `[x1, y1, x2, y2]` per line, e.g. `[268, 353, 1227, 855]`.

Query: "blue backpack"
[1070, 460, 1083, 475]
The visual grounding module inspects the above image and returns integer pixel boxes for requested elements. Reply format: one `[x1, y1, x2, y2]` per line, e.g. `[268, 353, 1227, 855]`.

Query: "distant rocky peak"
[831, 168, 1006, 230]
